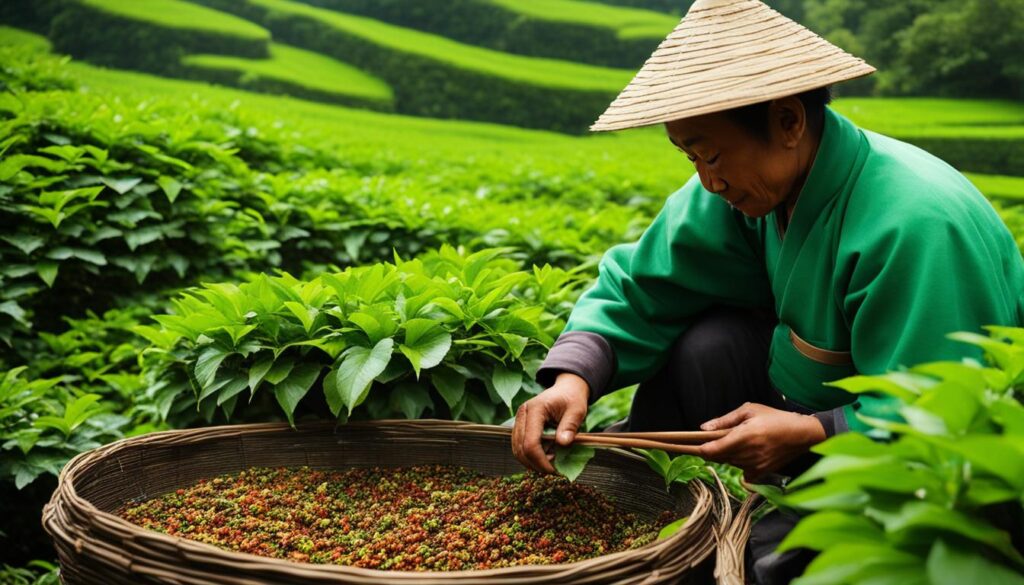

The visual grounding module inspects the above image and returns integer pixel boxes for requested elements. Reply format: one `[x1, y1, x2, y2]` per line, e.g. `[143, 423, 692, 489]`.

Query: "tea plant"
[138, 246, 586, 427]
[755, 326, 1024, 584]
[0, 367, 129, 488]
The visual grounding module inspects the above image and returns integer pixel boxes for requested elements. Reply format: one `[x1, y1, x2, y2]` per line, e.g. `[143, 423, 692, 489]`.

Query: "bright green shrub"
[755, 327, 1024, 584]
[0, 560, 59, 585]
[0, 367, 129, 489]
[48, 0, 270, 77]
[137, 246, 586, 428]
[293, 0, 665, 68]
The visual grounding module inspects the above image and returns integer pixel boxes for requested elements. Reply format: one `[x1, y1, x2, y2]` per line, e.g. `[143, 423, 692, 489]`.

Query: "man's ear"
[770, 96, 806, 149]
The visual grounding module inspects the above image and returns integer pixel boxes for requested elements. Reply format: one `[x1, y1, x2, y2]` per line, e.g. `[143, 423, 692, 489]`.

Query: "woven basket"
[43, 419, 738, 584]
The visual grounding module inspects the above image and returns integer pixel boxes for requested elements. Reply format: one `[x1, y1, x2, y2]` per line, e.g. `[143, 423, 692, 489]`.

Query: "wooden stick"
[588, 430, 728, 443]
[540, 433, 713, 454]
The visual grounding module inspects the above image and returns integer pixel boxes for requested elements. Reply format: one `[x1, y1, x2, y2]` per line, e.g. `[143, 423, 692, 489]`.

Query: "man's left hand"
[697, 402, 826, 482]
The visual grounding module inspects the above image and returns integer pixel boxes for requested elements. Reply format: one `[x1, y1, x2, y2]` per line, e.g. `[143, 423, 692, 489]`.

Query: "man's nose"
[697, 169, 727, 194]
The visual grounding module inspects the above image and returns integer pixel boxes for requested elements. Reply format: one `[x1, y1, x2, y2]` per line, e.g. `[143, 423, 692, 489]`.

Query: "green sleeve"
[564, 179, 773, 392]
[839, 202, 1024, 433]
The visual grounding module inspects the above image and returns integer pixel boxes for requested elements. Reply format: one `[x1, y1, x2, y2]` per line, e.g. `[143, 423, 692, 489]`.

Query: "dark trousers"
[622, 305, 816, 585]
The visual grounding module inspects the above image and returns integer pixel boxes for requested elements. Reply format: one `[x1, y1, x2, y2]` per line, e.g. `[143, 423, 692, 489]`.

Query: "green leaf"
[100, 176, 142, 194]
[36, 261, 58, 287]
[216, 378, 249, 407]
[882, 501, 1024, 566]
[194, 345, 231, 391]
[1, 234, 45, 255]
[430, 366, 466, 409]
[328, 338, 394, 417]
[0, 300, 29, 326]
[926, 539, 1024, 585]
[274, 363, 322, 426]
[389, 383, 433, 419]
[664, 455, 704, 486]
[123, 226, 164, 251]
[157, 176, 183, 203]
[284, 301, 318, 334]
[264, 355, 296, 385]
[825, 375, 920, 403]
[640, 448, 672, 477]
[248, 352, 274, 393]
[553, 444, 595, 482]
[812, 432, 891, 458]
[348, 307, 398, 344]
[657, 516, 690, 540]
[794, 543, 924, 585]
[778, 511, 885, 553]
[399, 319, 452, 378]
[491, 366, 523, 409]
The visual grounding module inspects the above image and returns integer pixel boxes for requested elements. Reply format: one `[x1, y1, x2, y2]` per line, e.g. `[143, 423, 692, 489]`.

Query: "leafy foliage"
[0, 560, 59, 585]
[138, 246, 585, 427]
[0, 367, 129, 489]
[760, 327, 1024, 584]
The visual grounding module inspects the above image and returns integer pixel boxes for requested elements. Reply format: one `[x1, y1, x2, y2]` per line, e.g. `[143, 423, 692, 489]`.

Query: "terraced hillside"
[289, 0, 676, 67]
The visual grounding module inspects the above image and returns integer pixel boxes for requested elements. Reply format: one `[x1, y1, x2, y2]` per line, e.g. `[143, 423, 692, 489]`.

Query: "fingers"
[554, 399, 587, 447]
[698, 428, 745, 463]
[700, 402, 755, 431]
[521, 401, 557, 474]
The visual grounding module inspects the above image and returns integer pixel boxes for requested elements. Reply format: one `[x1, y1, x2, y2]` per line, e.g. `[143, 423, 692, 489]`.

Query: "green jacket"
[543, 108, 1024, 433]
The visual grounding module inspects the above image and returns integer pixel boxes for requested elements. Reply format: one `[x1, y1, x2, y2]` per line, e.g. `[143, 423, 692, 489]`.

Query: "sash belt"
[789, 328, 854, 366]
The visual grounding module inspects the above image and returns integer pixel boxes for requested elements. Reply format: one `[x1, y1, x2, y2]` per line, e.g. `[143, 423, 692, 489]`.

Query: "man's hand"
[697, 402, 826, 482]
[511, 372, 590, 474]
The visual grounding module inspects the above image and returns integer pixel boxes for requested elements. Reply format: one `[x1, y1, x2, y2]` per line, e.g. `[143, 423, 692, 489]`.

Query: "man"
[511, 0, 1024, 582]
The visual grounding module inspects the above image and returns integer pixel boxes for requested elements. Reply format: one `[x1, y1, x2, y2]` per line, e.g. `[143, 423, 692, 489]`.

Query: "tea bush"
[754, 326, 1024, 584]
[137, 246, 586, 427]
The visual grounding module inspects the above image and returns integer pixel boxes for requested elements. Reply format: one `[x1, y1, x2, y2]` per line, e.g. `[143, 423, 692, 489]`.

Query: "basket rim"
[45, 419, 730, 580]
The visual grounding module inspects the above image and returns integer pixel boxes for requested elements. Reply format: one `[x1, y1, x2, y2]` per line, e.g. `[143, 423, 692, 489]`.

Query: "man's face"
[664, 106, 804, 219]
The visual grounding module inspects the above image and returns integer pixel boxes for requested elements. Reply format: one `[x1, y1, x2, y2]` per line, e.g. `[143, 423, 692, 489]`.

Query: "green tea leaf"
[1, 234, 45, 255]
[36, 261, 58, 287]
[778, 511, 884, 553]
[274, 363, 322, 426]
[399, 319, 452, 378]
[553, 444, 594, 482]
[156, 175, 183, 203]
[264, 355, 296, 385]
[248, 352, 275, 393]
[430, 366, 466, 409]
[194, 345, 231, 391]
[329, 338, 394, 416]
[491, 366, 522, 409]
[389, 383, 433, 419]
[657, 516, 689, 540]
[926, 539, 1024, 585]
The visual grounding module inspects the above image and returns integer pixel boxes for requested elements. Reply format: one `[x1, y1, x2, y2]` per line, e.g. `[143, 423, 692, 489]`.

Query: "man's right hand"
[511, 372, 590, 474]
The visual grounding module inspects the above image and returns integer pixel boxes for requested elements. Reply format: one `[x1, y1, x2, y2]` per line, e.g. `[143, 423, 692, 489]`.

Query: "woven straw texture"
[591, 0, 875, 131]
[43, 420, 743, 584]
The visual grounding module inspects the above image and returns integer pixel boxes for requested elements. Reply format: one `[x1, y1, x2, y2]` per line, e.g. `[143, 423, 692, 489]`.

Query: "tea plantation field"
[1, 1, 1023, 582]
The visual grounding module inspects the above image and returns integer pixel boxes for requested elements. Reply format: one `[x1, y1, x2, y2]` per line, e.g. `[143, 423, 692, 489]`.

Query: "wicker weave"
[43, 420, 742, 584]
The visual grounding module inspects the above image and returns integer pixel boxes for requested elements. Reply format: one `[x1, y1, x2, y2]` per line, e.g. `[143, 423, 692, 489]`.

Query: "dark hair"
[724, 86, 833, 142]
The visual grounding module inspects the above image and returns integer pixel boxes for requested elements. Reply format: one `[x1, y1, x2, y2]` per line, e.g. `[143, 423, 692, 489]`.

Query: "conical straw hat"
[591, 0, 875, 132]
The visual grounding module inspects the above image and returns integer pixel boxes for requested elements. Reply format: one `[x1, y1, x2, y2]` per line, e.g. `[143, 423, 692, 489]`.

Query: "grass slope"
[488, 0, 679, 39]
[245, 0, 634, 92]
[79, 0, 271, 40]
[184, 42, 393, 102]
